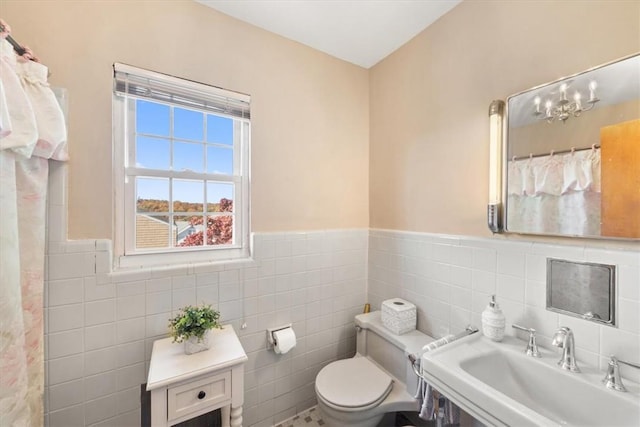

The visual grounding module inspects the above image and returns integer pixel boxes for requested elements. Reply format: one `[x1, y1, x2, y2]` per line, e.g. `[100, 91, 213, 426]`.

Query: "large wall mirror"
[504, 53, 640, 239]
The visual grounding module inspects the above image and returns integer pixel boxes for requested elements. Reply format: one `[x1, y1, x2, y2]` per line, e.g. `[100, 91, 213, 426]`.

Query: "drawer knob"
[197, 391, 206, 400]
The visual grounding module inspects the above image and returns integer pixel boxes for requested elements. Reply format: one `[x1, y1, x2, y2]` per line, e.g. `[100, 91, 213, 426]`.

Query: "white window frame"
[113, 63, 251, 269]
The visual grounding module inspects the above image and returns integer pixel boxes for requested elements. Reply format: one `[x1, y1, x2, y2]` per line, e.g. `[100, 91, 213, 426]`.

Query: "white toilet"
[315, 310, 434, 427]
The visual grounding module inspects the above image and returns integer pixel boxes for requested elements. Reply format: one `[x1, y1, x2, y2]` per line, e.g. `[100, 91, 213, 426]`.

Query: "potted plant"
[168, 304, 222, 354]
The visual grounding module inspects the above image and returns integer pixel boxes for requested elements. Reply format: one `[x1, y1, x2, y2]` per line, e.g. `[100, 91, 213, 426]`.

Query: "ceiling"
[195, 0, 462, 69]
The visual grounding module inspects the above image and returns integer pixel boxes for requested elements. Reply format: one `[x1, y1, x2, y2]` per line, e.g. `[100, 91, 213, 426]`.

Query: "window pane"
[206, 215, 233, 245]
[136, 214, 170, 249]
[173, 179, 204, 213]
[136, 136, 170, 170]
[119, 65, 250, 258]
[136, 100, 169, 136]
[136, 177, 169, 213]
[175, 215, 204, 248]
[206, 146, 233, 175]
[174, 107, 204, 141]
[173, 142, 204, 173]
[207, 114, 233, 145]
[206, 182, 234, 212]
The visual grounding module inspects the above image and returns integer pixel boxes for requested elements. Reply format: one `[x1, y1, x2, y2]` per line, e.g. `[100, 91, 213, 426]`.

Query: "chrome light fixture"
[488, 100, 505, 233]
[533, 81, 599, 123]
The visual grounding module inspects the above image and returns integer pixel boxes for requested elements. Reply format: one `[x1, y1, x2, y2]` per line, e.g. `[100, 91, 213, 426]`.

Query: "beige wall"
[4, 1, 639, 241]
[1, 0, 370, 239]
[369, 0, 640, 237]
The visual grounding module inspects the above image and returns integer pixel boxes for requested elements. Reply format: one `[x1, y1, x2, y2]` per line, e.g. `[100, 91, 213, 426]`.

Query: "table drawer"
[167, 371, 231, 421]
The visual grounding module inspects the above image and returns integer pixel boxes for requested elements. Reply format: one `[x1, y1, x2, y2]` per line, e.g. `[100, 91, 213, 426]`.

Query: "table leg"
[221, 404, 231, 427]
[230, 404, 243, 427]
[150, 389, 168, 427]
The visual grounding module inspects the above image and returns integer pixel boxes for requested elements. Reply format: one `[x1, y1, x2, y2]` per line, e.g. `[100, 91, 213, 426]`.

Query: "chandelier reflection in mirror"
[533, 81, 600, 123]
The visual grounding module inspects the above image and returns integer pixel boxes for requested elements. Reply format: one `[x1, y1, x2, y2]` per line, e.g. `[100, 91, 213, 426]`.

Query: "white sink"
[421, 333, 640, 426]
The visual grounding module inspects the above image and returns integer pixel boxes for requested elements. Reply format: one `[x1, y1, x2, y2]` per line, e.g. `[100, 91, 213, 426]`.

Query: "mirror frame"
[501, 53, 640, 240]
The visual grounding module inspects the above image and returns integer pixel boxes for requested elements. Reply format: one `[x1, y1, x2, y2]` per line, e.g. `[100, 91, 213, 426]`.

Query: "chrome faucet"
[603, 355, 640, 392]
[551, 327, 580, 372]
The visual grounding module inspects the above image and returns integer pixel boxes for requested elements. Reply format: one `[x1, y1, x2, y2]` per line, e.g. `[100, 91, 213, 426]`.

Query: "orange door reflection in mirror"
[601, 119, 640, 238]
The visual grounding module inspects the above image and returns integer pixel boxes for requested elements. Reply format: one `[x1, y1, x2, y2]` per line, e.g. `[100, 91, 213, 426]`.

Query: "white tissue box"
[381, 298, 416, 335]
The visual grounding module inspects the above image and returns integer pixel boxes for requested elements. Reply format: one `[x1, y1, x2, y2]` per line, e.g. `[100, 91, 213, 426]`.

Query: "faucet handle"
[512, 324, 541, 358]
[603, 355, 640, 392]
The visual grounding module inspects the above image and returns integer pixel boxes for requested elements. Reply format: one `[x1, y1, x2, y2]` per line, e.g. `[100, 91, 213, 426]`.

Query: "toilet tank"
[355, 311, 433, 395]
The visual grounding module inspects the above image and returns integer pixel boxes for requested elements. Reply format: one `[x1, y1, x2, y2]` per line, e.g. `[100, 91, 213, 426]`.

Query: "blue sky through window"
[207, 115, 233, 145]
[174, 107, 203, 140]
[135, 100, 235, 204]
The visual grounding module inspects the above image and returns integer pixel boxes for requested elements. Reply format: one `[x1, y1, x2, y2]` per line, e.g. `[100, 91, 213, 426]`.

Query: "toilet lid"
[315, 357, 393, 408]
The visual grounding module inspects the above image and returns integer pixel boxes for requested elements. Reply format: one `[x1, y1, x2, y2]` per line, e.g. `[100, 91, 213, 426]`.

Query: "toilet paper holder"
[267, 324, 293, 348]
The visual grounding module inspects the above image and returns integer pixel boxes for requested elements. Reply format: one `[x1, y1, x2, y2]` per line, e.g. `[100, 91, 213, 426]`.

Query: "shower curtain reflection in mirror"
[506, 147, 601, 236]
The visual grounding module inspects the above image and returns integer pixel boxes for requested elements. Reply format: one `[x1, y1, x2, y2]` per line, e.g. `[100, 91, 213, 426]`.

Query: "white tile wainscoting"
[44, 156, 367, 427]
[368, 229, 640, 385]
[44, 162, 640, 427]
[44, 230, 368, 427]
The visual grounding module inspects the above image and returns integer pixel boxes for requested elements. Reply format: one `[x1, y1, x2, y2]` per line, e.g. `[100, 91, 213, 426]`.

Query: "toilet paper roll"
[273, 327, 296, 354]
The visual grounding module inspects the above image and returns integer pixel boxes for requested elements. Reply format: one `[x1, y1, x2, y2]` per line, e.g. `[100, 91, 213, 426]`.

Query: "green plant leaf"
[168, 303, 221, 343]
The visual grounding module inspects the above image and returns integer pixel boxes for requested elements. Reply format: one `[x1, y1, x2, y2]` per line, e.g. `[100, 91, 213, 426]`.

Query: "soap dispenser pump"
[482, 295, 505, 342]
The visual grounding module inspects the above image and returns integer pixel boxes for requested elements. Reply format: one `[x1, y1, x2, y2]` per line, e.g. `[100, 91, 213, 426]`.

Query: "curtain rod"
[511, 144, 600, 162]
[0, 24, 27, 57]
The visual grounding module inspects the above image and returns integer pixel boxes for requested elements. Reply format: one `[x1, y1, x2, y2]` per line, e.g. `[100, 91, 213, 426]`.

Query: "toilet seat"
[315, 357, 393, 410]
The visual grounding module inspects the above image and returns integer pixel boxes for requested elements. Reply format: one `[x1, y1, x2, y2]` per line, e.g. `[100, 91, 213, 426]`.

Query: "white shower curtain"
[0, 28, 67, 427]
[507, 148, 601, 236]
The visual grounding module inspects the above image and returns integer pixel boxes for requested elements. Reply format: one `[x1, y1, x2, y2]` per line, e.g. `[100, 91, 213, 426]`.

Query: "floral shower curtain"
[507, 147, 601, 236]
[0, 22, 67, 426]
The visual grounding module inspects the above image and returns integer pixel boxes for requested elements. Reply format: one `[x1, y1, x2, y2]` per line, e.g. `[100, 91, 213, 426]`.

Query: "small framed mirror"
[504, 53, 640, 239]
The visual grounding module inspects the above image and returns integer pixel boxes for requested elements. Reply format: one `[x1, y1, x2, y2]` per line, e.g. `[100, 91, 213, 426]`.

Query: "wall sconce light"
[488, 100, 505, 233]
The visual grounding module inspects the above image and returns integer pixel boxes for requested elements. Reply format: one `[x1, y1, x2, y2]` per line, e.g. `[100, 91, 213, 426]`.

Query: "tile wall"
[368, 229, 640, 383]
[44, 162, 640, 427]
[44, 165, 367, 427]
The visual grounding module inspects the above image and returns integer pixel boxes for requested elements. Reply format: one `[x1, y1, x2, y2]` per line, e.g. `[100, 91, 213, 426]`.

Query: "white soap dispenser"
[482, 295, 505, 342]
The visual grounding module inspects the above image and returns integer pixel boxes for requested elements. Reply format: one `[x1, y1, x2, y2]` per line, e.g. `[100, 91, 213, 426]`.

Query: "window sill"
[113, 247, 255, 275]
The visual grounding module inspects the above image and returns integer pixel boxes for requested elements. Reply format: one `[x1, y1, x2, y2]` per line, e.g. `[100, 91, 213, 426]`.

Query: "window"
[113, 64, 250, 268]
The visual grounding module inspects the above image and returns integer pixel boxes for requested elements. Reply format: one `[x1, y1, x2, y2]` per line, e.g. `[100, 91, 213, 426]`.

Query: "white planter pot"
[184, 331, 211, 355]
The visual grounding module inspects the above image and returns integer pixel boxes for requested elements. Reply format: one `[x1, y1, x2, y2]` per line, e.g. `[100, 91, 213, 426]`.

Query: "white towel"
[413, 335, 455, 421]
[413, 357, 436, 420]
[444, 398, 461, 426]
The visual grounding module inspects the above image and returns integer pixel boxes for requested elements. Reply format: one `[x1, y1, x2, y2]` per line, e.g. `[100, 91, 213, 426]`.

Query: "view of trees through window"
[136, 197, 233, 248]
[116, 65, 249, 257]
[132, 98, 237, 251]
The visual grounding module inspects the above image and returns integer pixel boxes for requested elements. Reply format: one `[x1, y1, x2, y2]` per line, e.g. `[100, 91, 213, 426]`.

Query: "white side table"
[147, 325, 248, 427]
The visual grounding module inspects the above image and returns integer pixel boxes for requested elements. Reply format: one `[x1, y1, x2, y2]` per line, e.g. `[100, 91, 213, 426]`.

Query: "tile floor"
[275, 406, 325, 427]
[274, 407, 427, 427]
